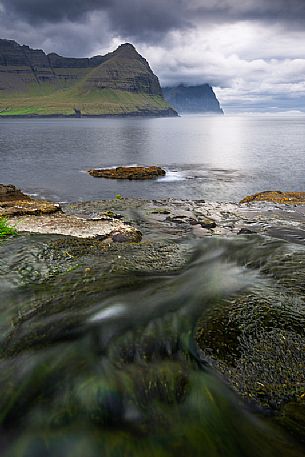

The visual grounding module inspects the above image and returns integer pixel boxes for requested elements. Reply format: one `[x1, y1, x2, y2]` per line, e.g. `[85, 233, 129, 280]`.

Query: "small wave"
[157, 170, 186, 182]
[27, 192, 39, 197]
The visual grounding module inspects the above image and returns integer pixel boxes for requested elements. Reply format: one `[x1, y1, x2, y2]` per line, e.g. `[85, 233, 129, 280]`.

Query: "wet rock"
[238, 228, 257, 235]
[166, 215, 198, 225]
[111, 228, 142, 243]
[200, 218, 217, 229]
[0, 184, 60, 216]
[195, 239, 305, 427]
[63, 198, 305, 248]
[240, 191, 305, 205]
[150, 208, 171, 215]
[0, 184, 31, 202]
[88, 166, 166, 180]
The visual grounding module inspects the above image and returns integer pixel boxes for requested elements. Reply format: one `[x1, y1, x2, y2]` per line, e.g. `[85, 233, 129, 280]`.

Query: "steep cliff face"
[162, 84, 223, 114]
[0, 39, 176, 117]
[83, 44, 162, 95]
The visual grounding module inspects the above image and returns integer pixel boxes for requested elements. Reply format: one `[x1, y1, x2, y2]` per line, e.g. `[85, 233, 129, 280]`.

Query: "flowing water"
[0, 233, 305, 456]
[1, 115, 305, 202]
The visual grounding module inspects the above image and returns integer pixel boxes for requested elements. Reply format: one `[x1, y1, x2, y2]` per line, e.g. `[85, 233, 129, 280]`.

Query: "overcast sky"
[1, 0, 305, 112]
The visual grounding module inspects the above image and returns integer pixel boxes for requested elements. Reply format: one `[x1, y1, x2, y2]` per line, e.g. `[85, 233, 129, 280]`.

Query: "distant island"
[162, 84, 223, 114]
[0, 39, 177, 117]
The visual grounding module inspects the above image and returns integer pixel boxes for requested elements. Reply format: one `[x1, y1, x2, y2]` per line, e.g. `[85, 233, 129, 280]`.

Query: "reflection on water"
[0, 236, 304, 456]
[0, 115, 305, 201]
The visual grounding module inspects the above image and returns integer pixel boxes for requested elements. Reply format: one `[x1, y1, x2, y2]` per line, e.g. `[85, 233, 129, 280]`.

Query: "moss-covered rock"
[195, 240, 305, 439]
[240, 191, 305, 205]
[88, 166, 166, 180]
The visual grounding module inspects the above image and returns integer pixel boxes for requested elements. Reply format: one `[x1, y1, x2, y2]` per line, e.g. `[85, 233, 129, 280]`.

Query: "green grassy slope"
[0, 88, 171, 116]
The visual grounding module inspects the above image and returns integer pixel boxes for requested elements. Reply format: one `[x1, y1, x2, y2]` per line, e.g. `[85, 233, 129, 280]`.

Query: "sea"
[1, 114, 305, 202]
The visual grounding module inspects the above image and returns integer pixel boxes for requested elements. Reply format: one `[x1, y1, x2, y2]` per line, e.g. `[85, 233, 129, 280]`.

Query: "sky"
[1, 0, 305, 112]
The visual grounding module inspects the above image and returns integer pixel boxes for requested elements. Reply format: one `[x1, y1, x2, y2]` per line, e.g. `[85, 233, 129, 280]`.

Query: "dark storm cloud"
[2, 0, 305, 38]
[1, 0, 111, 23]
[1, 0, 189, 37]
[2, 0, 305, 56]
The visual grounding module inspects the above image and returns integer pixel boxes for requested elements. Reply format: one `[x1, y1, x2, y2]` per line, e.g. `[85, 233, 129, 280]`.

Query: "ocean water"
[0, 114, 305, 202]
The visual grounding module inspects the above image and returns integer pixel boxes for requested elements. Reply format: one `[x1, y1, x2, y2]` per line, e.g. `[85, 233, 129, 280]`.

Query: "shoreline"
[0, 108, 178, 120]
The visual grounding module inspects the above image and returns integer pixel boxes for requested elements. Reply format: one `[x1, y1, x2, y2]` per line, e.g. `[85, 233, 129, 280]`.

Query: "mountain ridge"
[0, 39, 176, 117]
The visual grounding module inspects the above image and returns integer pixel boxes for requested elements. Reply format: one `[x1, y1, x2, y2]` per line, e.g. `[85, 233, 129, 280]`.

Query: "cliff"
[162, 84, 223, 114]
[0, 40, 176, 117]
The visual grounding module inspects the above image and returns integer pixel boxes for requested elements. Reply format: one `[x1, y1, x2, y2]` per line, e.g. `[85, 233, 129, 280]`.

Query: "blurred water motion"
[0, 236, 304, 456]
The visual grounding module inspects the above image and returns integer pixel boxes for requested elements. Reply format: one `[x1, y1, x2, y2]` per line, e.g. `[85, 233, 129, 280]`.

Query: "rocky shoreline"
[0, 109, 178, 119]
[1, 185, 305, 447]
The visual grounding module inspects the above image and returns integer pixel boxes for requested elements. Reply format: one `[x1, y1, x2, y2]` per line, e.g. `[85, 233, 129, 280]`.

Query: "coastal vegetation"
[0, 217, 17, 238]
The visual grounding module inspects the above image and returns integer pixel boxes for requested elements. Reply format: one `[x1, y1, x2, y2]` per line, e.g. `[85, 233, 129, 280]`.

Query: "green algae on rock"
[195, 237, 305, 441]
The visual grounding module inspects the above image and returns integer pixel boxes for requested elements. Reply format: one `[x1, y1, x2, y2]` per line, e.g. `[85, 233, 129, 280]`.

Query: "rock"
[150, 209, 171, 215]
[240, 191, 305, 205]
[10, 213, 142, 241]
[166, 215, 199, 225]
[111, 229, 142, 243]
[200, 218, 217, 229]
[165, 212, 216, 229]
[237, 228, 256, 235]
[195, 239, 305, 421]
[0, 184, 60, 216]
[0, 184, 31, 202]
[88, 166, 166, 180]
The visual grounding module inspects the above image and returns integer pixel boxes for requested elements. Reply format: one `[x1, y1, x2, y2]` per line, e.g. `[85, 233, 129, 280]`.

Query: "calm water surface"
[0, 115, 304, 202]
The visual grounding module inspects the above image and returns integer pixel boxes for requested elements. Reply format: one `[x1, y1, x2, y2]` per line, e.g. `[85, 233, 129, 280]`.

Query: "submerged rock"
[240, 191, 305, 205]
[88, 166, 166, 180]
[0, 184, 60, 216]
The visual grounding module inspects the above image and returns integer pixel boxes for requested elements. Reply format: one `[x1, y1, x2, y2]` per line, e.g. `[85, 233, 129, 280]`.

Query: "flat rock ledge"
[0, 184, 60, 217]
[240, 191, 305, 205]
[88, 166, 166, 180]
[10, 213, 142, 242]
[0, 184, 142, 242]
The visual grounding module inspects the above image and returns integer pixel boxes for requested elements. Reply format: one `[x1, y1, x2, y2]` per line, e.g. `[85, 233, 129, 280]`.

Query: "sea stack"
[162, 83, 223, 114]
